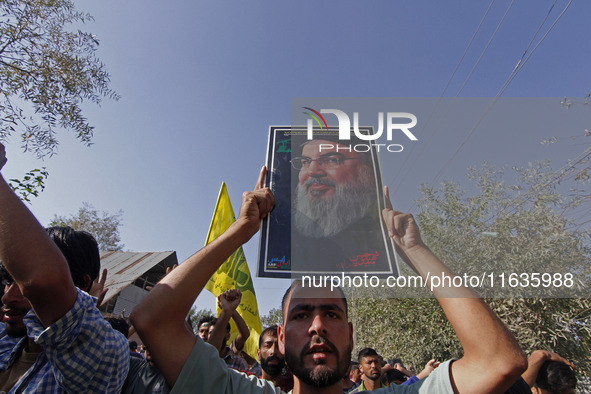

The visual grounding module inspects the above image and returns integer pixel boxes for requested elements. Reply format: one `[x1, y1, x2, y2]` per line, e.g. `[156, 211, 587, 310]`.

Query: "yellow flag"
[204, 182, 262, 361]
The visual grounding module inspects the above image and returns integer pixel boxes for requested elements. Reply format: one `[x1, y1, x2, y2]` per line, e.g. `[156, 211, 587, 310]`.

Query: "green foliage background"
[50, 202, 124, 251]
[349, 162, 591, 383]
[0, 0, 117, 200]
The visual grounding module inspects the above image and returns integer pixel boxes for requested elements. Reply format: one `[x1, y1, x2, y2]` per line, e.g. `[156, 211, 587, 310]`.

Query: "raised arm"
[415, 359, 440, 380]
[231, 302, 250, 351]
[208, 289, 242, 353]
[521, 350, 575, 388]
[130, 167, 274, 386]
[0, 143, 77, 327]
[382, 186, 527, 393]
[90, 268, 109, 307]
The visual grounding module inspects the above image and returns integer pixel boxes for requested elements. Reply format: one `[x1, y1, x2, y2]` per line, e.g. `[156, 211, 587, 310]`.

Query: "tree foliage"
[417, 162, 590, 296]
[0, 0, 118, 157]
[261, 307, 283, 328]
[541, 104, 591, 232]
[50, 202, 124, 251]
[0, 0, 117, 199]
[187, 307, 214, 332]
[350, 162, 591, 378]
[7, 166, 48, 202]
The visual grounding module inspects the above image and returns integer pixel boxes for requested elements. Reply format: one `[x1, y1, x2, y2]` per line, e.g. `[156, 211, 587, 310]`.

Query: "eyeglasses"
[290, 154, 360, 170]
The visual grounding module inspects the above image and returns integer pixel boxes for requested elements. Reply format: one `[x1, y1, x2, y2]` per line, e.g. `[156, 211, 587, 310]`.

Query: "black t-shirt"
[122, 356, 169, 394]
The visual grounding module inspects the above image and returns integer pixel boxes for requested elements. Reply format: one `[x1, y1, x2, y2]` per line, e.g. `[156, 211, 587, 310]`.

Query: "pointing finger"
[255, 166, 267, 190]
[384, 186, 393, 211]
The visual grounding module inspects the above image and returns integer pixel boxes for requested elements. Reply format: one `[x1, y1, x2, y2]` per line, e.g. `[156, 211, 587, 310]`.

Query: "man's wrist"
[220, 305, 235, 315]
[401, 242, 430, 259]
[218, 309, 232, 320]
[227, 219, 258, 245]
[529, 350, 551, 364]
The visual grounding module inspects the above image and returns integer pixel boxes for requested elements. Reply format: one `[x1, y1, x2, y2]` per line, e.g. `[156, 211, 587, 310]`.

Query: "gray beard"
[294, 166, 375, 238]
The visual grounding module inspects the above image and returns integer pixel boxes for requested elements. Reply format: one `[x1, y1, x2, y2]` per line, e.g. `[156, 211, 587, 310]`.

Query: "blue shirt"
[0, 288, 130, 393]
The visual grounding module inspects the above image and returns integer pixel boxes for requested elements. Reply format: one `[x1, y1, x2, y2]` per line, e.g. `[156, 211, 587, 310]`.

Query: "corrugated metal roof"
[99, 251, 178, 303]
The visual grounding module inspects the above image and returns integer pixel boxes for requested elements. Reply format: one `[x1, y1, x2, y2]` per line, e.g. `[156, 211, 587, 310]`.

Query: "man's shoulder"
[24, 288, 130, 392]
[0, 327, 24, 369]
[223, 346, 248, 371]
[347, 381, 365, 393]
[171, 338, 283, 394]
[27, 288, 122, 343]
[123, 357, 168, 394]
[379, 360, 454, 394]
[0, 326, 20, 352]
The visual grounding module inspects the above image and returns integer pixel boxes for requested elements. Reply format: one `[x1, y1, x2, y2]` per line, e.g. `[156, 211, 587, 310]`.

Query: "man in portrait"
[289, 131, 395, 274]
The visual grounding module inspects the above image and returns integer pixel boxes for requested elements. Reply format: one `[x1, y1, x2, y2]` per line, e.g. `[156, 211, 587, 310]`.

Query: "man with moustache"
[290, 136, 392, 273]
[0, 143, 129, 392]
[348, 348, 383, 392]
[292, 140, 377, 240]
[131, 167, 527, 394]
[258, 325, 293, 392]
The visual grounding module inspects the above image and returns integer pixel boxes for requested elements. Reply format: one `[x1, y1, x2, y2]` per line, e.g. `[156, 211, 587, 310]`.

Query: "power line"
[425, 0, 572, 189]
[495, 0, 558, 94]
[456, 0, 515, 96]
[496, 0, 573, 96]
[411, 0, 575, 212]
[440, 0, 497, 97]
[390, 0, 576, 216]
[388, 1, 498, 200]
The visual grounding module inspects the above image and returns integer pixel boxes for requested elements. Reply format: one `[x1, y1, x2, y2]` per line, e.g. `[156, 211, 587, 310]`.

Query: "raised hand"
[90, 268, 109, 306]
[393, 363, 413, 377]
[218, 289, 242, 313]
[146, 264, 178, 291]
[381, 186, 424, 251]
[235, 166, 274, 242]
[416, 359, 441, 379]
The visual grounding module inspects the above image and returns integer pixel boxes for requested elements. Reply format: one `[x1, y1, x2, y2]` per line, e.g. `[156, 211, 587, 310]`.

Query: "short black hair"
[382, 369, 407, 386]
[536, 360, 577, 393]
[503, 377, 531, 394]
[259, 325, 278, 348]
[357, 347, 379, 363]
[103, 313, 130, 337]
[197, 315, 215, 330]
[0, 227, 100, 293]
[280, 280, 348, 323]
[46, 226, 100, 291]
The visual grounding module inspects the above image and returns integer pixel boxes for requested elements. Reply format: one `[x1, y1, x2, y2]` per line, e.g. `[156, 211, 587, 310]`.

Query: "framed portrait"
[257, 126, 400, 278]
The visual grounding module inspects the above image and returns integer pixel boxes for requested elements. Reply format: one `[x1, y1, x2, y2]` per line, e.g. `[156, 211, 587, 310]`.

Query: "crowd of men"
[0, 141, 581, 393]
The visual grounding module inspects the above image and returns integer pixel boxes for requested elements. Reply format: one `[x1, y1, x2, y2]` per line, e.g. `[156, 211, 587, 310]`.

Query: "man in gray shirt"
[131, 168, 528, 394]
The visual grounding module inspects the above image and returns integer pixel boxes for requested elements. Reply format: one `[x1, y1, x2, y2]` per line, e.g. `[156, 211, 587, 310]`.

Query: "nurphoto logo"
[303, 107, 418, 153]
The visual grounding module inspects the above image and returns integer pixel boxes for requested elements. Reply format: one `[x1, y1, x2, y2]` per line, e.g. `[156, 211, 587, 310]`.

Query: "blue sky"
[2, 0, 590, 315]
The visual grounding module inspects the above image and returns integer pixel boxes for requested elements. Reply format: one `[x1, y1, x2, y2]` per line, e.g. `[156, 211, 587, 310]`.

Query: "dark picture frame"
[257, 126, 400, 279]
